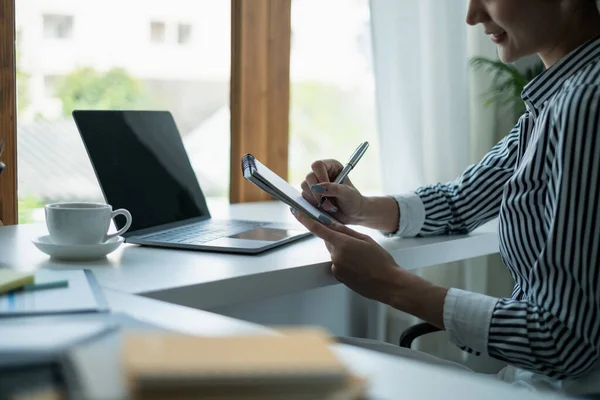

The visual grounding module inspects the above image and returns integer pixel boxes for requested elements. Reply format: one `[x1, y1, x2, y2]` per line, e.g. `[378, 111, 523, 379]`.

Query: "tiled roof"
[16, 112, 229, 202]
[18, 119, 104, 202]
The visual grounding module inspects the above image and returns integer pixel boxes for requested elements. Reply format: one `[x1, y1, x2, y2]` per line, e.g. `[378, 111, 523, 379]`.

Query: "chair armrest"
[399, 322, 442, 348]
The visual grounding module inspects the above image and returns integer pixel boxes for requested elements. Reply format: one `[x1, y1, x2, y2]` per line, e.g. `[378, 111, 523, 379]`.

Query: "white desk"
[0, 202, 498, 305]
[105, 289, 560, 400]
[0, 201, 499, 338]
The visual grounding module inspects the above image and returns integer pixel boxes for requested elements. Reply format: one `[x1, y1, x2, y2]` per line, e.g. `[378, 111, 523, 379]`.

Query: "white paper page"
[253, 159, 337, 224]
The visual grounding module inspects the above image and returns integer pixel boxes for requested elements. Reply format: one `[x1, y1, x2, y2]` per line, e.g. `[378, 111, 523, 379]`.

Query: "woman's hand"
[292, 209, 449, 328]
[291, 208, 402, 305]
[300, 159, 367, 225]
[300, 159, 401, 232]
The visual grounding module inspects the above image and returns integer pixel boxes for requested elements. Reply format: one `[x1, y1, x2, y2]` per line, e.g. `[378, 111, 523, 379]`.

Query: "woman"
[294, 0, 600, 395]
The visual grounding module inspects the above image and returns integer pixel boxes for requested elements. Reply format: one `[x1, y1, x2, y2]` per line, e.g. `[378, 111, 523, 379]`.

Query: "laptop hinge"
[122, 215, 211, 238]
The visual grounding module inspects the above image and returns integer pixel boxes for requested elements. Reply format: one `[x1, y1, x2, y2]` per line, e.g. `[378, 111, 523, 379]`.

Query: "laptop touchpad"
[201, 228, 306, 250]
[228, 227, 303, 242]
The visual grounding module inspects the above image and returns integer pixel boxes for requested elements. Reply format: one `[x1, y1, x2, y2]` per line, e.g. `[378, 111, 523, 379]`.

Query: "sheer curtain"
[369, 0, 513, 367]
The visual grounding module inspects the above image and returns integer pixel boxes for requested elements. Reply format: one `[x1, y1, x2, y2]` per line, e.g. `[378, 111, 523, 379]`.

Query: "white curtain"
[369, 0, 514, 368]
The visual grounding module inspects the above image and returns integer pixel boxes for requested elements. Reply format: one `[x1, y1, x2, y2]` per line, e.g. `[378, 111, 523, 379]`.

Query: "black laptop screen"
[73, 110, 210, 232]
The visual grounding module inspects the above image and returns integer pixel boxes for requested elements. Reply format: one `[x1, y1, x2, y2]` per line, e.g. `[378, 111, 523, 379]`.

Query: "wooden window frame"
[230, 0, 291, 203]
[0, 0, 17, 225]
[0, 0, 291, 224]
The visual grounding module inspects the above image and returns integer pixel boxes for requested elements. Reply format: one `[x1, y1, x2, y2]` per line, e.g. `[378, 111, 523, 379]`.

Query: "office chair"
[398, 322, 441, 348]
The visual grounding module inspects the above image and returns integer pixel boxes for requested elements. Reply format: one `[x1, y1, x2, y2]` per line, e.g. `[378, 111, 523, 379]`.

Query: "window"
[16, 2, 231, 223]
[178, 24, 192, 45]
[150, 21, 166, 44]
[43, 75, 61, 98]
[43, 14, 74, 39]
[289, 0, 380, 193]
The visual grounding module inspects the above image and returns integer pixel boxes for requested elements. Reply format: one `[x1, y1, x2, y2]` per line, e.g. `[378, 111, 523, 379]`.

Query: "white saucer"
[32, 235, 124, 261]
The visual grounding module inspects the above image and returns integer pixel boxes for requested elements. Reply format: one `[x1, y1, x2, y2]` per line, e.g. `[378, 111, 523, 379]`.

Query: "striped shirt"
[394, 35, 600, 388]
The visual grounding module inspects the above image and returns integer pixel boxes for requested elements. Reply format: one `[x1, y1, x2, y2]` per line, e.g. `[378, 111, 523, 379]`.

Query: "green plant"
[18, 196, 45, 224]
[470, 57, 545, 120]
[55, 67, 152, 117]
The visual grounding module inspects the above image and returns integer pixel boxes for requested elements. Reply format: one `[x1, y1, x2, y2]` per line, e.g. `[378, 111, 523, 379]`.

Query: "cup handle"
[105, 209, 133, 242]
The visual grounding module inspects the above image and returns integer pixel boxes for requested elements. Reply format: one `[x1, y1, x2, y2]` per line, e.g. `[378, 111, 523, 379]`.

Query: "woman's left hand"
[291, 210, 403, 304]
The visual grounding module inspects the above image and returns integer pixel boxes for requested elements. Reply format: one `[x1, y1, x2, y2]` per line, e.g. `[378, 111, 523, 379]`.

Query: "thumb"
[292, 209, 347, 244]
[327, 221, 370, 241]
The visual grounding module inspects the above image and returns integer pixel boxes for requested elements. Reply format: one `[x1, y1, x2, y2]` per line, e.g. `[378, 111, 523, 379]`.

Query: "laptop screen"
[73, 110, 210, 233]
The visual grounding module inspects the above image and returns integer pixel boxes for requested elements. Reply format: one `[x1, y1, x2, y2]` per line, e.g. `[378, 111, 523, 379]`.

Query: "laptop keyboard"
[140, 220, 267, 245]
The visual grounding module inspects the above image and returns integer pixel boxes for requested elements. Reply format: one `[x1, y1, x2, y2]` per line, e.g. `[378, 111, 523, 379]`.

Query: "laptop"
[72, 110, 310, 254]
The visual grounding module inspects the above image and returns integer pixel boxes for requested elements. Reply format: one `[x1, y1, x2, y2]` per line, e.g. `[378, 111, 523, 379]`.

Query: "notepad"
[242, 154, 338, 225]
[0, 270, 34, 295]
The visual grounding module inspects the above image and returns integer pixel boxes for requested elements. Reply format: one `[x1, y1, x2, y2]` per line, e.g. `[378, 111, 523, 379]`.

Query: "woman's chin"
[497, 47, 520, 64]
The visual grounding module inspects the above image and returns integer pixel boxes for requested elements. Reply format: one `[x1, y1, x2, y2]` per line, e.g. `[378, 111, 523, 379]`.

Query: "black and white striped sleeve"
[445, 85, 600, 379]
[388, 115, 523, 237]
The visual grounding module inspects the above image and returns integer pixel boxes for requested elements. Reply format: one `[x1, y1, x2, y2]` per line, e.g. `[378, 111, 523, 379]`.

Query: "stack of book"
[122, 329, 366, 400]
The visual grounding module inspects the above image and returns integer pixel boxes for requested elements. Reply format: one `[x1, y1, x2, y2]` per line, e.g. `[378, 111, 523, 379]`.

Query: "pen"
[22, 280, 69, 292]
[317, 141, 369, 209]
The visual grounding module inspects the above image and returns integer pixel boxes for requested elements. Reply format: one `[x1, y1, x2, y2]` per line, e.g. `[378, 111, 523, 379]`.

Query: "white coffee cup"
[45, 202, 132, 245]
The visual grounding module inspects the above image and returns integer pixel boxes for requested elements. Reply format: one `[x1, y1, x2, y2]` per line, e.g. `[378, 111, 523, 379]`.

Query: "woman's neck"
[539, 7, 600, 68]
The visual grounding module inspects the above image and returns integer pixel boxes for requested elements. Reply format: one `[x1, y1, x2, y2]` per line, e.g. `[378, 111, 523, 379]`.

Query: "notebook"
[242, 154, 338, 225]
[0, 270, 109, 317]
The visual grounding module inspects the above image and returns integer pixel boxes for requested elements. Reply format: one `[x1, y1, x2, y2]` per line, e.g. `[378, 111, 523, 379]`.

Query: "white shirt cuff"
[443, 288, 499, 355]
[384, 193, 425, 237]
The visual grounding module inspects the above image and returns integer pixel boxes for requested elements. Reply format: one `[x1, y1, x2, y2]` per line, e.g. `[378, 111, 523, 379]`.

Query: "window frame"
[230, 0, 291, 203]
[0, 0, 17, 224]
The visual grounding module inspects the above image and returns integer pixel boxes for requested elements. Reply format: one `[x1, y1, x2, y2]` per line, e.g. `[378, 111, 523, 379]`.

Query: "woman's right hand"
[300, 159, 367, 225]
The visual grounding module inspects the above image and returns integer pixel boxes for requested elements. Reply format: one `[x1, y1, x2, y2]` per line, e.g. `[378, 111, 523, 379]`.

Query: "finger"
[291, 209, 346, 244]
[310, 183, 348, 199]
[311, 160, 332, 184]
[293, 208, 370, 243]
[300, 181, 318, 206]
[301, 190, 319, 207]
[304, 172, 319, 187]
[331, 264, 347, 283]
[326, 221, 370, 241]
[322, 159, 344, 178]
[301, 180, 310, 196]
[331, 264, 341, 281]
[304, 172, 321, 201]
[310, 183, 346, 213]
[321, 199, 338, 213]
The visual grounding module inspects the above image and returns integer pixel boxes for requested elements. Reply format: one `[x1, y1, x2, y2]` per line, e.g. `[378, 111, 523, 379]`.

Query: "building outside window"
[178, 23, 192, 45]
[150, 21, 166, 44]
[43, 14, 73, 39]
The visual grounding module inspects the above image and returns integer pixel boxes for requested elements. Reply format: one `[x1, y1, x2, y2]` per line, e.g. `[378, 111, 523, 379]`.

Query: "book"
[123, 329, 366, 399]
